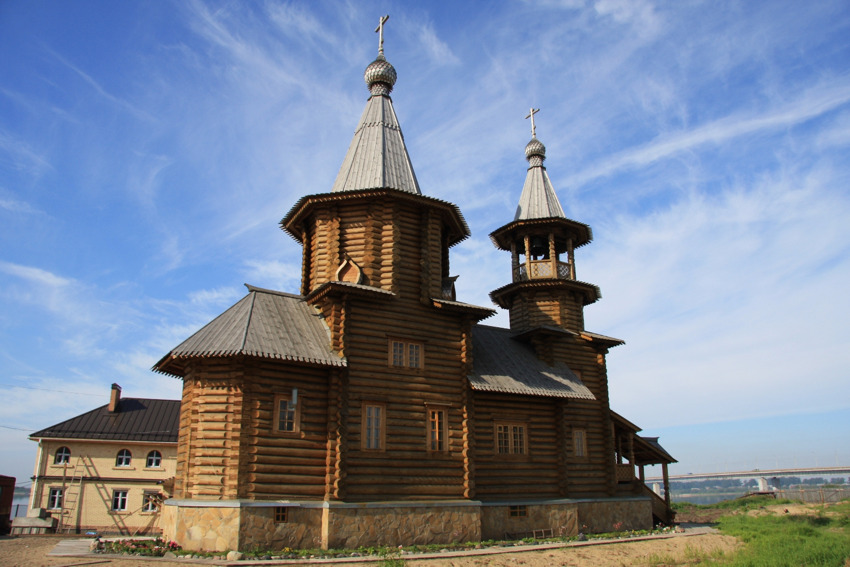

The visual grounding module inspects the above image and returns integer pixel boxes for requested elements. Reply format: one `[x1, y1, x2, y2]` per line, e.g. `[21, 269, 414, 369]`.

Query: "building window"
[428, 408, 447, 452]
[115, 449, 132, 467]
[54, 447, 71, 465]
[146, 450, 162, 468]
[274, 507, 288, 523]
[388, 339, 423, 369]
[509, 505, 528, 518]
[274, 393, 301, 434]
[361, 402, 385, 451]
[112, 490, 128, 511]
[495, 422, 527, 455]
[142, 492, 161, 513]
[48, 488, 63, 509]
[573, 429, 587, 458]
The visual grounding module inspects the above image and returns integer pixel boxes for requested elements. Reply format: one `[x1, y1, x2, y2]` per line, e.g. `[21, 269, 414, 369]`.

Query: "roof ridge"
[244, 283, 304, 299]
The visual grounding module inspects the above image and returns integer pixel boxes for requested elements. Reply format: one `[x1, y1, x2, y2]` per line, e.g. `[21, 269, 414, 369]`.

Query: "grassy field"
[668, 496, 850, 566]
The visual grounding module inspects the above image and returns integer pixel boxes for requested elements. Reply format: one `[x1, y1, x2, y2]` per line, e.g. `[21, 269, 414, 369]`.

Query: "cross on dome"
[375, 15, 390, 55]
[525, 108, 540, 138]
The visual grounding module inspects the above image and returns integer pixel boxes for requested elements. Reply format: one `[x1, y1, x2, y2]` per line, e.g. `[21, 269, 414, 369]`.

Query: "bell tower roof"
[515, 108, 566, 221]
[330, 15, 421, 195]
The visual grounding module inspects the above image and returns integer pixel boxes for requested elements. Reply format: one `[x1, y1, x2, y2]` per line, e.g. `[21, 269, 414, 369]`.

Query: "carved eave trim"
[305, 280, 396, 304]
[489, 217, 593, 251]
[281, 188, 470, 246]
[154, 351, 347, 379]
[431, 298, 495, 321]
[489, 279, 601, 308]
[511, 325, 578, 343]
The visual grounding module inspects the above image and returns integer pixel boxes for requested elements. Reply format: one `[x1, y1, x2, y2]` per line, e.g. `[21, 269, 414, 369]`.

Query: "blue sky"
[2, 0, 849, 486]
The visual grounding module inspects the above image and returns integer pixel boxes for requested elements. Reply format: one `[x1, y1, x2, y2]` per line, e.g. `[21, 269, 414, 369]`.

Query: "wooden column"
[510, 242, 520, 282]
[548, 233, 557, 277]
[662, 462, 671, 509]
[523, 235, 531, 279]
[567, 238, 575, 280]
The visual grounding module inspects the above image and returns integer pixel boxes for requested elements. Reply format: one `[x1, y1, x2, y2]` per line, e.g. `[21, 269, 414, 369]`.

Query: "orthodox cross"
[526, 108, 540, 138]
[375, 15, 390, 54]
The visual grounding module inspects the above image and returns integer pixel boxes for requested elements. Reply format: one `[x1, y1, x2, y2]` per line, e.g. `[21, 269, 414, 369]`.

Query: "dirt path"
[1, 531, 738, 567]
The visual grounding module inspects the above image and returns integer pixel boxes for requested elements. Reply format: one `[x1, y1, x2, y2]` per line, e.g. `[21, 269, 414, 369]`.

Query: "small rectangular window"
[362, 402, 385, 451]
[112, 490, 128, 511]
[495, 422, 527, 455]
[428, 408, 447, 452]
[509, 505, 528, 517]
[573, 429, 587, 458]
[274, 507, 288, 523]
[388, 338, 423, 369]
[274, 392, 301, 434]
[142, 492, 161, 513]
[48, 488, 63, 509]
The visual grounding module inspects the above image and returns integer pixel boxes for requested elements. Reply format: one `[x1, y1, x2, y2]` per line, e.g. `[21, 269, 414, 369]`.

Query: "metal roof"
[330, 92, 421, 195]
[468, 325, 595, 400]
[154, 285, 345, 376]
[30, 398, 179, 443]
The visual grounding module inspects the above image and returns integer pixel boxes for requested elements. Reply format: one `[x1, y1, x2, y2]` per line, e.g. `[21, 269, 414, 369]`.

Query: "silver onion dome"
[525, 137, 546, 166]
[364, 53, 397, 95]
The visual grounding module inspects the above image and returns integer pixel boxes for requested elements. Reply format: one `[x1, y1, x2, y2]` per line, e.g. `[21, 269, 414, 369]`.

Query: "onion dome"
[364, 53, 397, 96]
[525, 137, 546, 167]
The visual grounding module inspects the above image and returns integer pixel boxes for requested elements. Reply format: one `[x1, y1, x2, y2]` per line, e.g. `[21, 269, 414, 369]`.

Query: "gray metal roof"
[515, 137, 567, 221]
[468, 325, 595, 400]
[154, 285, 345, 376]
[30, 398, 179, 443]
[330, 92, 421, 195]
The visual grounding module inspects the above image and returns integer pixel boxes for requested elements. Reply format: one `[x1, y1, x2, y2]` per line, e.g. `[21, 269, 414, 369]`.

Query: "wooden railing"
[616, 464, 635, 482]
[516, 260, 573, 281]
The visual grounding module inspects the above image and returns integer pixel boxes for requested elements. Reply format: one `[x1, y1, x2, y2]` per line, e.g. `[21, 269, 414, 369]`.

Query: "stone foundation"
[162, 496, 653, 552]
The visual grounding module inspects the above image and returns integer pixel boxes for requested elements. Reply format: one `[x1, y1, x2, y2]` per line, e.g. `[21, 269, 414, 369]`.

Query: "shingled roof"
[30, 398, 179, 443]
[468, 325, 594, 399]
[154, 285, 345, 377]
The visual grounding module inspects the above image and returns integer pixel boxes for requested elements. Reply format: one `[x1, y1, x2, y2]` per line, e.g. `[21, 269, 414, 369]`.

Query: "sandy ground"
[0, 532, 738, 567]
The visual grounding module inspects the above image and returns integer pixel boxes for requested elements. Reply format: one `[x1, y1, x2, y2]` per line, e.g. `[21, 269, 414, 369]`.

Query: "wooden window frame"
[509, 505, 528, 518]
[426, 406, 449, 453]
[145, 450, 162, 469]
[573, 428, 588, 459]
[142, 491, 161, 513]
[274, 393, 302, 435]
[274, 506, 288, 523]
[494, 421, 528, 456]
[115, 449, 132, 467]
[388, 338, 424, 370]
[361, 402, 386, 452]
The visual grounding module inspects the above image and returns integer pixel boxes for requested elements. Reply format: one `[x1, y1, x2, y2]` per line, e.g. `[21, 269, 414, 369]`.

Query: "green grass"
[704, 504, 850, 566]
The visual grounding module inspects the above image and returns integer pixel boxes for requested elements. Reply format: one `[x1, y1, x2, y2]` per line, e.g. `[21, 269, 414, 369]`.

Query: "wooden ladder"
[58, 456, 89, 533]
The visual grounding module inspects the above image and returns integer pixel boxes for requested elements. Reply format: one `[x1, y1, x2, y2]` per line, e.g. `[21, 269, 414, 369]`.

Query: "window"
[495, 422, 527, 455]
[274, 507, 288, 523]
[48, 488, 63, 509]
[509, 505, 528, 518]
[112, 490, 128, 511]
[388, 339, 423, 369]
[428, 408, 447, 452]
[115, 449, 132, 467]
[573, 429, 587, 458]
[146, 450, 162, 468]
[54, 447, 71, 465]
[361, 402, 385, 451]
[142, 492, 161, 513]
[274, 392, 301, 434]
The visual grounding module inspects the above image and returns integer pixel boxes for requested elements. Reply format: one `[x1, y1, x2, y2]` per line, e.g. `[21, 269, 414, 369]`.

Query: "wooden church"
[153, 21, 675, 552]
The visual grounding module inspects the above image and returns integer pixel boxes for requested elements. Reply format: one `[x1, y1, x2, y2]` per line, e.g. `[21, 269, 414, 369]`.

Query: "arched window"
[115, 449, 132, 467]
[54, 447, 71, 464]
[146, 450, 162, 468]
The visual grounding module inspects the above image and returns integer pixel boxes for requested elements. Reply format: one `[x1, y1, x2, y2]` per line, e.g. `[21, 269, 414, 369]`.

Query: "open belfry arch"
[153, 16, 675, 552]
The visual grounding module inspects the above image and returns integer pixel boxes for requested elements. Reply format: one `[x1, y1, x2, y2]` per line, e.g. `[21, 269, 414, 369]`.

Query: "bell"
[529, 236, 547, 258]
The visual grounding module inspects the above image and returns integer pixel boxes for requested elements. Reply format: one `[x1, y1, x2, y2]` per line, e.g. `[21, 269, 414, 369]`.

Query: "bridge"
[647, 466, 850, 483]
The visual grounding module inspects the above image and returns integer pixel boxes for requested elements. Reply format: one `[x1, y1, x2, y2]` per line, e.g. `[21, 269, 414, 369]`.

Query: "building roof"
[515, 136, 567, 221]
[153, 285, 345, 377]
[30, 398, 179, 443]
[468, 325, 595, 400]
[330, 53, 421, 195]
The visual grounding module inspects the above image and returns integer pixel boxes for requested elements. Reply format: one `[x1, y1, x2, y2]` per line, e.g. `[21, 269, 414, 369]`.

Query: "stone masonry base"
[161, 497, 651, 552]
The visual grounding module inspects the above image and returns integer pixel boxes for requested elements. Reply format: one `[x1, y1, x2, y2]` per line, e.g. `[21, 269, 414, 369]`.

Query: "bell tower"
[490, 110, 601, 334]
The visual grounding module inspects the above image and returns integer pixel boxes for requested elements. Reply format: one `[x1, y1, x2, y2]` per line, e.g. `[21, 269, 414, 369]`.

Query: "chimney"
[108, 383, 122, 413]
